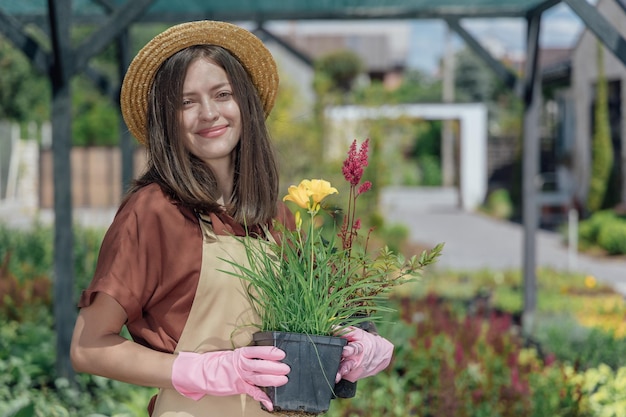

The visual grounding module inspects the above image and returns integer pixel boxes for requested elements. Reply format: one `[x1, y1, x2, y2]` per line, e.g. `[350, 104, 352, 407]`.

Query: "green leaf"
[2, 400, 35, 417]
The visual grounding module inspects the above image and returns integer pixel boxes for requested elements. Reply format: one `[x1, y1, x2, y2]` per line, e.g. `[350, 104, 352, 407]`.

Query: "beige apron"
[152, 216, 273, 417]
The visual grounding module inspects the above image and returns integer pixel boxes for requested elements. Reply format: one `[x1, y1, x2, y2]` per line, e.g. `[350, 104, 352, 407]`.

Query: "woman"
[70, 20, 392, 417]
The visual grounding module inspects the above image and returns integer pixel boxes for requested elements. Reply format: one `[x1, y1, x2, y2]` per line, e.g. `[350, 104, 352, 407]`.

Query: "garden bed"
[3, 224, 626, 416]
[329, 287, 626, 417]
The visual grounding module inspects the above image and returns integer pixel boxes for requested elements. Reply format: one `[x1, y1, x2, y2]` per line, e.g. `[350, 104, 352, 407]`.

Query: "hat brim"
[120, 20, 278, 145]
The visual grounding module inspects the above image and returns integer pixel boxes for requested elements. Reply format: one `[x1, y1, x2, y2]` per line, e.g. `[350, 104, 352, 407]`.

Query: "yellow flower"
[584, 275, 597, 289]
[307, 179, 338, 207]
[283, 179, 338, 213]
[283, 182, 312, 209]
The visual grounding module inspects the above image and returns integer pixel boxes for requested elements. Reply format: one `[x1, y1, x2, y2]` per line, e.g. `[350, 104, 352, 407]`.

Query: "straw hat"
[120, 20, 279, 145]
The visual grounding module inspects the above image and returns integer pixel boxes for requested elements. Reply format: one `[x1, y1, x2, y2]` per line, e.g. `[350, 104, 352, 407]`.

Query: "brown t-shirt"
[78, 183, 294, 353]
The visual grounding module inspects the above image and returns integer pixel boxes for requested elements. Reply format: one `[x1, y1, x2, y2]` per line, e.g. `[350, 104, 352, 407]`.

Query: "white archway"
[325, 103, 488, 210]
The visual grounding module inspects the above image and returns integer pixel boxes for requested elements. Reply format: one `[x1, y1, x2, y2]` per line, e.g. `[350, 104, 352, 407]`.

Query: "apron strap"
[198, 214, 218, 242]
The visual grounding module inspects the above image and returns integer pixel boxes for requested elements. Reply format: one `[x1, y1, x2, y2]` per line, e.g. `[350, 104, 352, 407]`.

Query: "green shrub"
[577, 210, 626, 255]
[529, 363, 588, 417]
[597, 221, 626, 255]
[578, 210, 616, 245]
[482, 188, 513, 220]
[535, 315, 626, 371]
[73, 226, 106, 296]
[0, 222, 53, 282]
[574, 364, 626, 417]
[0, 223, 105, 308]
[0, 313, 155, 417]
[417, 154, 442, 186]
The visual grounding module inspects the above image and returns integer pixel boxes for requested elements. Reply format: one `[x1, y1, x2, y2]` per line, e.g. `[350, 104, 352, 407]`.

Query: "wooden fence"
[39, 147, 146, 209]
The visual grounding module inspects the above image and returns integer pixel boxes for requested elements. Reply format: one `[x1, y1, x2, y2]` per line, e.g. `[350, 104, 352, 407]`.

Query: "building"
[543, 0, 626, 213]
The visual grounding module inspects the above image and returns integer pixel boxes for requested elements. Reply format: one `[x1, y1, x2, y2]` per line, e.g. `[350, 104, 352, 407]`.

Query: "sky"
[265, 2, 585, 75]
[407, 3, 585, 73]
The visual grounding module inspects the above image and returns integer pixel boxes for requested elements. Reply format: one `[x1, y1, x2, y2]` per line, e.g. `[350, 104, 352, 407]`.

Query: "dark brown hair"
[127, 45, 279, 225]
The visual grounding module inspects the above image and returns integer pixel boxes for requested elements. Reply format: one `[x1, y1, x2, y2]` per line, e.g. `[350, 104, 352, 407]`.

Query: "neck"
[208, 160, 234, 205]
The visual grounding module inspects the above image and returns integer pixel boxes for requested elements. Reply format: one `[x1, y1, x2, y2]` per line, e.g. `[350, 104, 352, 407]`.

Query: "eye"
[182, 99, 192, 106]
[216, 91, 233, 100]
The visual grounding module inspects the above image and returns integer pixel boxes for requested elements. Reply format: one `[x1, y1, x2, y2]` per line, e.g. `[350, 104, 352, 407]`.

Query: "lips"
[197, 124, 228, 138]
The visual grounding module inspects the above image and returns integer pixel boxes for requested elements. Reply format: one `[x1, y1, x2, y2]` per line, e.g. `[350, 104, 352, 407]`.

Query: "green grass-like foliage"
[221, 221, 443, 336]
[223, 228, 375, 335]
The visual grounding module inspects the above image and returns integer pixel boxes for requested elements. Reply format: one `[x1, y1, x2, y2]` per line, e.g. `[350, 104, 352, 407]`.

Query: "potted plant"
[222, 139, 443, 415]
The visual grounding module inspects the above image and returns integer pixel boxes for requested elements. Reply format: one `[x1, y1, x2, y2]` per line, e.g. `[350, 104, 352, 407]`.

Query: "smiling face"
[144, 44, 279, 224]
[179, 57, 242, 172]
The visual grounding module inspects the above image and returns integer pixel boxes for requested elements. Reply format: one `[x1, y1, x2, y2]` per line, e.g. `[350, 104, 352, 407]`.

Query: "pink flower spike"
[342, 140, 358, 184]
[342, 139, 369, 187]
[357, 181, 372, 195]
[358, 139, 370, 168]
[353, 218, 361, 231]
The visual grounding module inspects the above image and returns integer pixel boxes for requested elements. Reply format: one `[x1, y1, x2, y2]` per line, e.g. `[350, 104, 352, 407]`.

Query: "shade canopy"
[1, 0, 560, 22]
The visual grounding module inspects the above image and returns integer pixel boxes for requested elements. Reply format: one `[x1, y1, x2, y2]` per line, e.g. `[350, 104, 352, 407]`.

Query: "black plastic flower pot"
[252, 331, 347, 414]
[332, 377, 358, 399]
[332, 318, 377, 399]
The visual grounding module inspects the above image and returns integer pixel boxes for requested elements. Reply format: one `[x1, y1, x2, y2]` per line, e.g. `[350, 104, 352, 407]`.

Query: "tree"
[453, 46, 521, 134]
[72, 75, 119, 146]
[454, 47, 501, 103]
[587, 42, 613, 213]
[267, 73, 325, 187]
[0, 35, 50, 123]
[352, 69, 443, 105]
[315, 50, 363, 93]
[0, 30, 120, 146]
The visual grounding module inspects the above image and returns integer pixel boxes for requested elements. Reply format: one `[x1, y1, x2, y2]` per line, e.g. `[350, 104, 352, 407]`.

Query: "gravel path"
[380, 187, 626, 294]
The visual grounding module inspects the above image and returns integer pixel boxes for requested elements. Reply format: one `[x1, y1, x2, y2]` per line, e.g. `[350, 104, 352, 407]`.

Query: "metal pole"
[442, 25, 456, 189]
[48, 0, 75, 380]
[117, 30, 135, 195]
[521, 12, 543, 335]
[568, 208, 578, 271]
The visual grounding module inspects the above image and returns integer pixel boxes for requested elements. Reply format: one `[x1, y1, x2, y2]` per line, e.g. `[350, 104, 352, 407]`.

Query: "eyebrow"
[183, 81, 232, 96]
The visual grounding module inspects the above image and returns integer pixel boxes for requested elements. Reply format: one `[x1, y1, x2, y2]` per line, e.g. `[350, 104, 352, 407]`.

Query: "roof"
[1, 0, 560, 23]
[288, 33, 393, 72]
[540, 48, 573, 86]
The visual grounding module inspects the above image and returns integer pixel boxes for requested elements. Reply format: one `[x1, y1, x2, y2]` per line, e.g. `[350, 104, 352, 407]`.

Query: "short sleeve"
[78, 184, 202, 327]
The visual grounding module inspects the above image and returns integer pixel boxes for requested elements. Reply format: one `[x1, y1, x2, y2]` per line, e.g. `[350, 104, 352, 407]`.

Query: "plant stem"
[309, 211, 315, 292]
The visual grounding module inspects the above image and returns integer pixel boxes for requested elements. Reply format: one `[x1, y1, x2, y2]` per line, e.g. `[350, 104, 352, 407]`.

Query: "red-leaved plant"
[335, 138, 443, 313]
[339, 138, 372, 255]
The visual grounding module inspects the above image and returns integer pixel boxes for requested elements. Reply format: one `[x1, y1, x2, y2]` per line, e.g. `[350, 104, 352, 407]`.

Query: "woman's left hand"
[335, 326, 394, 383]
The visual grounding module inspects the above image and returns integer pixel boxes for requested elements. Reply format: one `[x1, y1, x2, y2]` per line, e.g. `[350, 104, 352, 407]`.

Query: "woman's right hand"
[171, 347, 290, 411]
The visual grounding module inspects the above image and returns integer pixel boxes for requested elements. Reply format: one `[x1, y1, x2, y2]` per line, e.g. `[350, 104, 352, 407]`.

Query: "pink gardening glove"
[171, 346, 290, 411]
[335, 326, 394, 383]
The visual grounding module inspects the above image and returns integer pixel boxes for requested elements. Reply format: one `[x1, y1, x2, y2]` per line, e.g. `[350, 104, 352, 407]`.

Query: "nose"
[199, 99, 219, 121]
